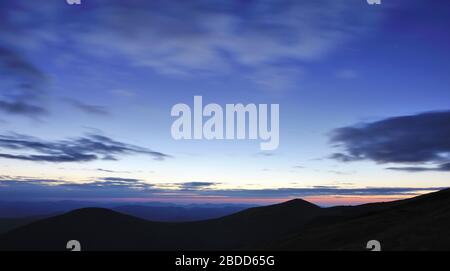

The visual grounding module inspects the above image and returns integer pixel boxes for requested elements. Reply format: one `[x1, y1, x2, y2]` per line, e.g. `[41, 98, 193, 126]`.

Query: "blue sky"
[0, 0, 449, 205]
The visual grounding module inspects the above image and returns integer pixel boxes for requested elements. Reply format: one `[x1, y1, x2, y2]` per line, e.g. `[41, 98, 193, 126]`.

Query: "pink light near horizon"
[303, 195, 412, 207]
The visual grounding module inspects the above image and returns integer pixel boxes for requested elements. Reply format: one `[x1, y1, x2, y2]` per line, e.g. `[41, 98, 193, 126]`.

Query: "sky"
[0, 0, 449, 205]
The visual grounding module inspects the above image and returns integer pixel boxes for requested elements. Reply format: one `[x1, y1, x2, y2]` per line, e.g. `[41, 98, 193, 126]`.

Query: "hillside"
[0, 189, 449, 250]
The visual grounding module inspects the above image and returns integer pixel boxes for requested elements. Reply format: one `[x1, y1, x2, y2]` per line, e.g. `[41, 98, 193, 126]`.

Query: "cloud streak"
[0, 46, 48, 118]
[178, 182, 218, 190]
[0, 176, 155, 200]
[0, 175, 445, 202]
[0, 133, 171, 163]
[0, 0, 381, 92]
[387, 162, 450, 172]
[64, 98, 110, 116]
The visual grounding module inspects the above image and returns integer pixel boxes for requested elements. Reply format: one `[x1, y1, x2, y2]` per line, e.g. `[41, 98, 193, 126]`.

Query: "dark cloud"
[387, 162, 450, 172]
[62, 178, 153, 190]
[0, 176, 156, 200]
[0, 46, 48, 118]
[0, 177, 61, 187]
[330, 111, 450, 171]
[64, 98, 110, 116]
[0, 47, 45, 83]
[0, 152, 96, 163]
[0, 100, 47, 116]
[0, 133, 171, 163]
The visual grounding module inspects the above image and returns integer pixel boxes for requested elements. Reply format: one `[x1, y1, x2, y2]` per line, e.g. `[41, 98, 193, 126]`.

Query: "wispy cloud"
[0, 132, 171, 163]
[178, 182, 218, 190]
[96, 168, 131, 174]
[0, 0, 381, 93]
[387, 162, 450, 172]
[0, 176, 155, 200]
[64, 98, 110, 116]
[0, 46, 48, 118]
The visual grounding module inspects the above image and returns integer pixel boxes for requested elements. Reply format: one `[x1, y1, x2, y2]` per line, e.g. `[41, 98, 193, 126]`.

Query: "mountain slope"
[0, 189, 449, 250]
[267, 189, 450, 250]
[0, 199, 322, 250]
[0, 216, 50, 235]
[112, 205, 247, 222]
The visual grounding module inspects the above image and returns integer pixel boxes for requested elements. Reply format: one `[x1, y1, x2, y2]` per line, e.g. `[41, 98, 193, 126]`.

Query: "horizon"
[0, 189, 438, 206]
[1, 0, 450, 206]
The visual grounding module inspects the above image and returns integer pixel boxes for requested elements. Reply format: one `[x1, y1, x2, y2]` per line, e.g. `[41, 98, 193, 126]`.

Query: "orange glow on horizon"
[302, 195, 412, 206]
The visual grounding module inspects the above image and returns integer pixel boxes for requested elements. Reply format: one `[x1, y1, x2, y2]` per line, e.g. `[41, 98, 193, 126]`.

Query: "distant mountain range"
[0, 189, 449, 250]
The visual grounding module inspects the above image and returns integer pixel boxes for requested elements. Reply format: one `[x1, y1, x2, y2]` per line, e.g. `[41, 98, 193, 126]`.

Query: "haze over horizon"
[1, 0, 449, 206]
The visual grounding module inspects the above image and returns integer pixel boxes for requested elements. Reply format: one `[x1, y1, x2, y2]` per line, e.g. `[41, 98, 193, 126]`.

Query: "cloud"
[60, 177, 154, 191]
[99, 177, 148, 186]
[0, 47, 45, 84]
[0, 0, 381, 92]
[330, 111, 450, 171]
[96, 168, 131, 174]
[0, 133, 171, 163]
[0, 177, 61, 187]
[64, 98, 110, 116]
[0, 46, 48, 118]
[187, 186, 448, 198]
[0, 100, 47, 116]
[387, 162, 450, 172]
[0, 175, 446, 201]
[0, 176, 155, 200]
[179, 182, 218, 190]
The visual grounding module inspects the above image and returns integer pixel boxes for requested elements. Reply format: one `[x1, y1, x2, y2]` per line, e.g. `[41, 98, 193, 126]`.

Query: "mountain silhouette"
[0, 215, 50, 235]
[0, 198, 320, 250]
[0, 201, 252, 222]
[268, 188, 450, 250]
[112, 205, 247, 222]
[0, 189, 449, 250]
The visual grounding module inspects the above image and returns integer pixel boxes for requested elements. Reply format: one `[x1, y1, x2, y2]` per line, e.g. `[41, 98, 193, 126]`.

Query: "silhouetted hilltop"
[112, 205, 246, 222]
[267, 189, 450, 250]
[0, 189, 449, 251]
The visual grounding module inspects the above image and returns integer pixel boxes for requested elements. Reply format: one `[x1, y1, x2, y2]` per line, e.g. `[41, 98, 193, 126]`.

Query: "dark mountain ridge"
[112, 205, 246, 222]
[268, 189, 450, 250]
[0, 189, 449, 251]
